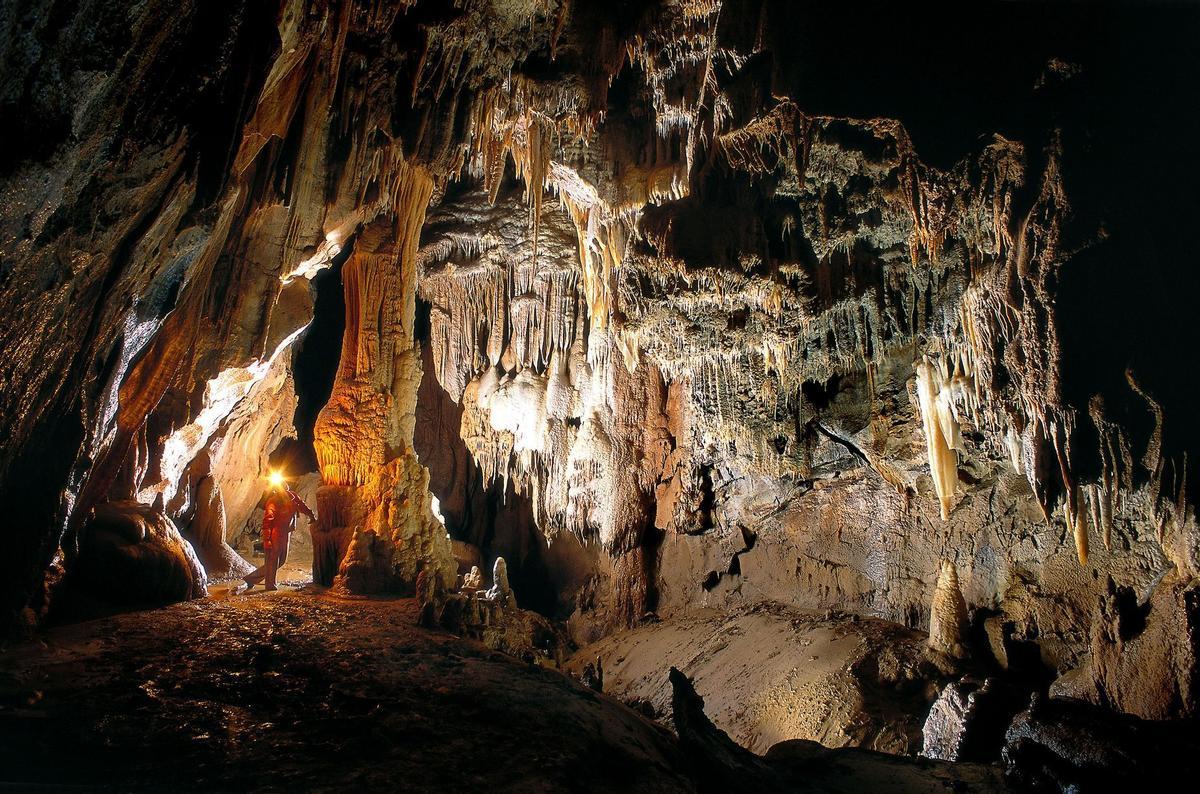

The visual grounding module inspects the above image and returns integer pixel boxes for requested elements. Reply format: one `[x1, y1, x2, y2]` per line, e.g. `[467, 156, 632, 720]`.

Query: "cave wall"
[0, 0, 284, 623]
[401, 0, 1200, 681]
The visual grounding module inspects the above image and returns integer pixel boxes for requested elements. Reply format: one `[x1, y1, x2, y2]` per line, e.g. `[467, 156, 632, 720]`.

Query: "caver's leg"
[243, 563, 266, 588]
[264, 544, 279, 591]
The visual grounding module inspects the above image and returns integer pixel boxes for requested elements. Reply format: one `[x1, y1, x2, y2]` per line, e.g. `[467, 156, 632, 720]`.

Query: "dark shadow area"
[275, 245, 351, 475]
[711, 0, 1200, 510]
[1049, 19, 1200, 497]
[723, 1, 1200, 170]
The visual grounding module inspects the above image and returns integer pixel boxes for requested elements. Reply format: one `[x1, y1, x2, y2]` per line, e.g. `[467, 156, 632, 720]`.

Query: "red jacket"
[262, 488, 316, 550]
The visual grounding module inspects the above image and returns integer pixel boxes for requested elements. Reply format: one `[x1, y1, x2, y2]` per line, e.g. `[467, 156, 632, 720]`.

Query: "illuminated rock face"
[0, 1, 1197, 724]
[929, 561, 969, 660]
[411, 110, 1191, 660]
[1050, 575, 1200, 721]
[313, 194, 456, 594]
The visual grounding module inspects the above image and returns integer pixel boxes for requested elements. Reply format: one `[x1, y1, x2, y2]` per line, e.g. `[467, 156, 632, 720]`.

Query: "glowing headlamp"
[268, 470, 285, 488]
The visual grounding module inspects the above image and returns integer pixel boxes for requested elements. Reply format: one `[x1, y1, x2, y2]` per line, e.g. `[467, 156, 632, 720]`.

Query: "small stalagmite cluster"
[1, 0, 1200, 788]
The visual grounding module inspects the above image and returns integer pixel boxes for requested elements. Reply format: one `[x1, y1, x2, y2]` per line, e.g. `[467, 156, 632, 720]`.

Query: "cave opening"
[237, 244, 352, 585]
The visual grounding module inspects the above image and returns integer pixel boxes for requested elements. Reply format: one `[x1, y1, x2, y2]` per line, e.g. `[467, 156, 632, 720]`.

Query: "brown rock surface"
[1050, 573, 1200, 720]
[668, 666, 1007, 793]
[0, 592, 691, 791]
[568, 602, 954, 755]
[0, 2, 1199, 781]
[0, 591, 1021, 792]
[72, 501, 207, 605]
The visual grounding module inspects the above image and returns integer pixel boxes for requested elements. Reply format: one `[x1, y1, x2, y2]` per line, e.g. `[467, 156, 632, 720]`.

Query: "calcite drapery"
[916, 358, 964, 521]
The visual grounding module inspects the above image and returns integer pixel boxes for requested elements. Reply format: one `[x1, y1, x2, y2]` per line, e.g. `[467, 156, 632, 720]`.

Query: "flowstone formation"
[311, 198, 456, 594]
[0, 0, 559, 619]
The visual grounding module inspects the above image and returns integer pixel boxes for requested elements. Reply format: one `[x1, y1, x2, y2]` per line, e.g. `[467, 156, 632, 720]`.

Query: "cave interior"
[2, 1, 1200, 791]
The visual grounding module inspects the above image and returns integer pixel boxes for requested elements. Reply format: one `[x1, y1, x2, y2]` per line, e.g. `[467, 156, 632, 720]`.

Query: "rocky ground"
[567, 602, 954, 755]
[0, 590, 1007, 792]
[0, 591, 692, 792]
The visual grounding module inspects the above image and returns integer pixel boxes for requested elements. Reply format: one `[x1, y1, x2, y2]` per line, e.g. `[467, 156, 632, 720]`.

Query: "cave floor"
[568, 602, 946, 755]
[209, 558, 315, 595]
[0, 590, 692, 792]
[0, 590, 1008, 793]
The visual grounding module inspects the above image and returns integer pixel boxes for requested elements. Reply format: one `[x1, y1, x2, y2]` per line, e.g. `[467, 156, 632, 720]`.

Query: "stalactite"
[717, 101, 812, 182]
[560, 192, 629, 334]
[915, 357, 960, 521]
[2, 0, 1194, 696]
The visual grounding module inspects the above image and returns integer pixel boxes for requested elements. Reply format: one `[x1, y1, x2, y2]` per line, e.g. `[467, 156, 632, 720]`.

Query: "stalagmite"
[487, 556, 518, 611]
[929, 560, 968, 659]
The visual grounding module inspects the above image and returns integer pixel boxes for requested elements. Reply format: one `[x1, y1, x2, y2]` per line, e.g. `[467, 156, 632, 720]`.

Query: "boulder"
[922, 677, 1019, 762]
[75, 501, 207, 604]
[1003, 694, 1200, 790]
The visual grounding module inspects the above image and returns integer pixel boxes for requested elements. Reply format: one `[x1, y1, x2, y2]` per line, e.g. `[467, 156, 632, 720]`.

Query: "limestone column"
[312, 164, 455, 592]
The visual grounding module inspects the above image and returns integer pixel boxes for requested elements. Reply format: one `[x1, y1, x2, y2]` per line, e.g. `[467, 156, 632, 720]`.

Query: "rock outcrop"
[921, 677, 1021, 763]
[72, 501, 207, 605]
[669, 666, 1006, 793]
[1003, 694, 1200, 791]
[435, 556, 568, 665]
[1051, 574, 1200, 720]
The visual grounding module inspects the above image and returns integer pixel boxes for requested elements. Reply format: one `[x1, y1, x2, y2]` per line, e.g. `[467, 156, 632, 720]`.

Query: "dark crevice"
[690, 465, 715, 534]
[700, 524, 757, 593]
[814, 420, 871, 466]
[286, 243, 352, 474]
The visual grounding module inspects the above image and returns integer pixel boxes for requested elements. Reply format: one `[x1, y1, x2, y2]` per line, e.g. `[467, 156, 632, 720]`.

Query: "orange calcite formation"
[313, 165, 454, 592]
